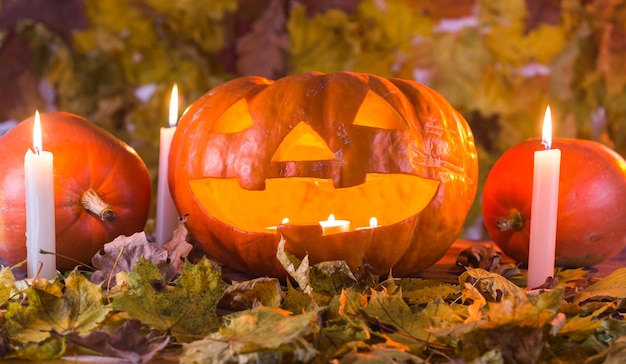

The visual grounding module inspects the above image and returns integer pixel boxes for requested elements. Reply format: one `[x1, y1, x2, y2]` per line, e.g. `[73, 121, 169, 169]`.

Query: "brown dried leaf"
[598, 24, 626, 95]
[524, 0, 561, 33]
[220, 277, 283, 310]
[292, 0, 359, 15]
[0, 32, 45, 122]
[162, 217, 193, 275]
[91, 232, 167, 287]
[456, 244, 523, 280]
[456, 243, 501, 270]
[0, 0, 87, 41]
[235, 0, 290, 78]
[405, 0, 475, 19]
[64, 319, 169, 364]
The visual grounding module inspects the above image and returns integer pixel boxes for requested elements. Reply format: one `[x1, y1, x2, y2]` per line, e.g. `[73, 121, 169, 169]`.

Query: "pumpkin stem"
[496, 209, 525, 232]
[81, 189, 116, 222]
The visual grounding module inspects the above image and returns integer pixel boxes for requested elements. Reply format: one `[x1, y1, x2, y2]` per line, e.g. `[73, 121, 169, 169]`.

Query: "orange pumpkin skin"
[482, 138, 626, 267]
[169, 72, 478, 277]
[0, 112, 152, 270]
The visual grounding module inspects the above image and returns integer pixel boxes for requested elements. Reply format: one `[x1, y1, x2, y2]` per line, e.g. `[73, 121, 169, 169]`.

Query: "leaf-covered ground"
[1, 228, 626, 363]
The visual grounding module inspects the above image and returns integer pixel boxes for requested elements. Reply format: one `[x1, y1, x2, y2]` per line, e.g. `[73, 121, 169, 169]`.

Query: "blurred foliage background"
[1, 0, 626, 238]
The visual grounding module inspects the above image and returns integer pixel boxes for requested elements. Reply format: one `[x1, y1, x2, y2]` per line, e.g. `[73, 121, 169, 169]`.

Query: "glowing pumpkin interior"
[188, 90, 441, 234]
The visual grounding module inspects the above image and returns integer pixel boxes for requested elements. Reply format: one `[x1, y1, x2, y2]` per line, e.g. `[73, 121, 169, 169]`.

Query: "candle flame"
[33, 110, 42, 155]
[542, 106, 552, 150]
[369, 217, 378, 228]
[169, 84, 179, 127]
[328, 214, 335, 222]
[281, 217, 289, 224]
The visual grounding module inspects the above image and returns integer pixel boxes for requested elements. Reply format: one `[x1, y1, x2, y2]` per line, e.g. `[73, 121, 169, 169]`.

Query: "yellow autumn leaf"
[429, 28, 492, 111]
[479, 0, 527, 26]
[486, 22, 567, 67]
[288, 5, 355, 73]
[358, 0, 434, 43]
[574, 267, 626, 305]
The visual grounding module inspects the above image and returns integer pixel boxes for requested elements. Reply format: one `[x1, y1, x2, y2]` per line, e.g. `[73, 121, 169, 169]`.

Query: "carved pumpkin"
[169, 72, 478, 277]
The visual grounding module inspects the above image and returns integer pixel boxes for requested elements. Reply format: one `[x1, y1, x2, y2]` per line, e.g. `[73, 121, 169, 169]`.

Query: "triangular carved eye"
[271, 122, 335, 162]
[209, 98, 254, 134]
[353, 90, 409, 130]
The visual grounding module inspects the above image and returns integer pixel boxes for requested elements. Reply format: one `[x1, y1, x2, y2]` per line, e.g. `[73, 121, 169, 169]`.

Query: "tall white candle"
[155, 84, 180, 245]
[24, 111, 56, 279]
[527, 106, 561, 289]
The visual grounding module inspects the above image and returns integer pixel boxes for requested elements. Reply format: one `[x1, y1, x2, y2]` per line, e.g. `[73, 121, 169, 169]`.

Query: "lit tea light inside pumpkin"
[319, 214, 350, 234]
[266, 217, 290, 232]
[24, 110, 57, 279]
[356, 216, 378, 230]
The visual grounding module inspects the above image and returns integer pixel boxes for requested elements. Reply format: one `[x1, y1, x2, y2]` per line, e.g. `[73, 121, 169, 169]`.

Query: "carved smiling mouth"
[189, 173, 440, 234]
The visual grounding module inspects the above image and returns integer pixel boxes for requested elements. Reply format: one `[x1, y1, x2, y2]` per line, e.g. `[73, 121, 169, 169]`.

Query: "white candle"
[24, 111, 56, 279]
[155, 84, 180, 245]
[319, 214, 350, 234]
[527, 106, 561, 289]
[356, 217, 378, 230]
[266, 217, 290, 233]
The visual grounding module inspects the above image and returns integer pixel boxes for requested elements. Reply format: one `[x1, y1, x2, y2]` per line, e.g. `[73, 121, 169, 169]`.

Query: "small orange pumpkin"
[169, 72, 478, 277]
[482, 138, 626, 267]
[0, 112, 152, 270]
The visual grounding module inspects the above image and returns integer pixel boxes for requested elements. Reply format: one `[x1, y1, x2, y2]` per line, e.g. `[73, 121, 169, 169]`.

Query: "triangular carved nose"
[271, 122, 335, 162]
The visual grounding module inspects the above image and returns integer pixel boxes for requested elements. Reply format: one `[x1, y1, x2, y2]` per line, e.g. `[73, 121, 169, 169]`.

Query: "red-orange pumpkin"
[0, 112, 152, 270]
[482, 138, 626, 267]
[169, 72, 478, 277]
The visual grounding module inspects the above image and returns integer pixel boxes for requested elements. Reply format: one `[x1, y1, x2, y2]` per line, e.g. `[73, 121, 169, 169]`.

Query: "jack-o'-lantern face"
[169, 72, 478, 278]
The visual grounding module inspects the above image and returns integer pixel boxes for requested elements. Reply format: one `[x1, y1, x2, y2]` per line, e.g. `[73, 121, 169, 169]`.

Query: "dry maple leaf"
[91, 220, 193, 288]
[91, 232, 167, 287]
[162, 216, 193, 274]
[235, 0, 290, 78]
[63, 319, 169, 364]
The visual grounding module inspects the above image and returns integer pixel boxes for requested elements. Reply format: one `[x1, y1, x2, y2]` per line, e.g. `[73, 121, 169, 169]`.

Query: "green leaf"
[315, 289, 371, 357]
[309, 260, 358, 306]
[180, 306, 320, 363]
[362, 288, 435, 349]
[281, 279, 315, 314]
[112, 257, 227, 339]
[574, 267, 626, 305]
[395, 277, 460, 305]
[4, 336, 66, 361]
[6, 270, 111, 343]
[146, 0, 237, 53]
